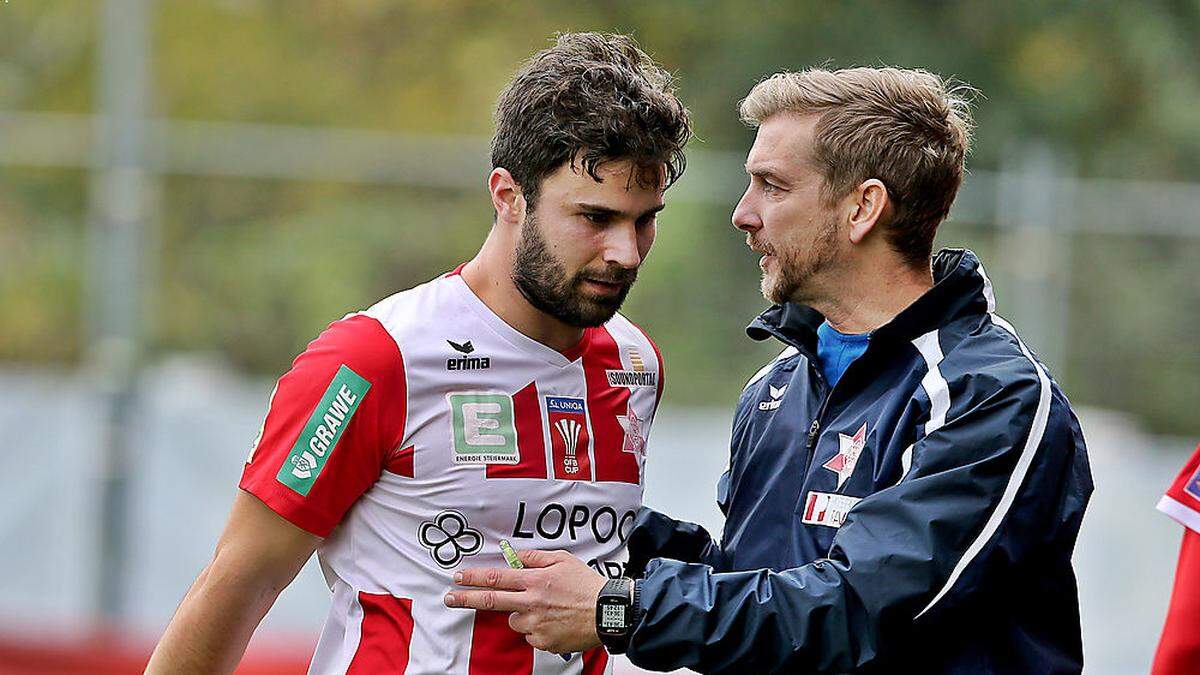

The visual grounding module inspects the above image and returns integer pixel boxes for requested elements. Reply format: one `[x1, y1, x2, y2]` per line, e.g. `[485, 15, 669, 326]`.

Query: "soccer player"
[1152, 442, 1200, 674]
[146, 32, 691, 674]
[450, 67, 1093, 673]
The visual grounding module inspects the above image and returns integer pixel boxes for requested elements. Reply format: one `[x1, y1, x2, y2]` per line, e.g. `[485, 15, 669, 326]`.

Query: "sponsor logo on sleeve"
[605, 370, 658, 388]
[801, 491, 863, 529]
[448, 392, 519, 464]
[605, 346, 657, 388]
[275, 365, 371, 496]
[418, 510, 483, 568]
[1186, 464, 1200, 502]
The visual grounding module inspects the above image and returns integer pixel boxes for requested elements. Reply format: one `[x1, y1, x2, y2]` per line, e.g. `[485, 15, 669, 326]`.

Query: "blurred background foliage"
[2, 0, 1199, 434]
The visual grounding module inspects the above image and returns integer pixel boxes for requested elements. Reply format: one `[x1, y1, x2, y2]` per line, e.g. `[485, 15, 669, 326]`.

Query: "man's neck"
[459, 235, 586, 353]
[809, 261, 934, 335]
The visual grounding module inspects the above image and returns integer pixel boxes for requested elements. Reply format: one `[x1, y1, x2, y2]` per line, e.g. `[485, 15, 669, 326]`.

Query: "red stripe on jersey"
[581, 646, 609, 674]
[385, 445, 415, 477]
[346, 592, 413, 674]
[629, 320, 665, 409]
[468, 610, 533, 675]
[1153, 528, 1200, 674]
[487, 381, 549, 479]
[582, 326, 639, 484]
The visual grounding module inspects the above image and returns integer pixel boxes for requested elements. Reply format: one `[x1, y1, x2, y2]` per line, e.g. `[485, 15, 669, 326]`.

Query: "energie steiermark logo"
[448, 392, 518, 464]
[275, 365, 371, 495]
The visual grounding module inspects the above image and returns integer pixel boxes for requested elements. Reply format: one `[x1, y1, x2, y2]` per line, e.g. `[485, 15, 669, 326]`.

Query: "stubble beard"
[511, 210, 636, 328]
[761, 214, 841, 305]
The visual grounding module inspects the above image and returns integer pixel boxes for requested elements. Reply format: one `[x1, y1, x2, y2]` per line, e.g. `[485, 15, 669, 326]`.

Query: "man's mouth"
[581, 277, 629, 296]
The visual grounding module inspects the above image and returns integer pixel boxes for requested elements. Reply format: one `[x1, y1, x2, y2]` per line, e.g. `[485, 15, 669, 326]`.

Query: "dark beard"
[511, 211, 636, 328]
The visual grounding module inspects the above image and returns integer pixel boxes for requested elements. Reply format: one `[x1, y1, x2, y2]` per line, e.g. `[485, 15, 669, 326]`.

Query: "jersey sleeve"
[1157, 443, 1200, 534]
[240, 314, 407, 536]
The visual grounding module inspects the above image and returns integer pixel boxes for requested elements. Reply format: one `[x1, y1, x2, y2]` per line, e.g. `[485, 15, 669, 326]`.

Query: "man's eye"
[584, 212, 611, 224]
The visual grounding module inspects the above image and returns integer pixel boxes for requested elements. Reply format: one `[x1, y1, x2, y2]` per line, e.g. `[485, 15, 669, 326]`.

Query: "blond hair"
[740, 67, 974, 265]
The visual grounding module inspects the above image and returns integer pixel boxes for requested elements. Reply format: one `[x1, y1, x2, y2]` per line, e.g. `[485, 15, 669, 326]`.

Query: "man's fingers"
[444, 589, 526, 612]
[516, 548, 567, 568]
[508, 610, 532, 635]
[454, 566, 529, 590]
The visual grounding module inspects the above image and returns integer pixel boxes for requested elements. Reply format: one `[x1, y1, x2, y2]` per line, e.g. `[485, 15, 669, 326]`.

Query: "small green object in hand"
[499, 539, 524, 569]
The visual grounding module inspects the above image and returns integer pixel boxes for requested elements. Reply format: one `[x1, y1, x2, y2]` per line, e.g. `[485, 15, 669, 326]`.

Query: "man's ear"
[488, 168, 525, 226]
[847, 179, 891, 245]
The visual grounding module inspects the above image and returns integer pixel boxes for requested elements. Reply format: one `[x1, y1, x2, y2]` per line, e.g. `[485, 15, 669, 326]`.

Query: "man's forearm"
[146, 556, 286, 674]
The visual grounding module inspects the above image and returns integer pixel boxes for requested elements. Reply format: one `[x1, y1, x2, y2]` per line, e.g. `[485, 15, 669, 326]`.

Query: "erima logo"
[758, 384, 787, 411]
[447, 339, 474, 354]
[447, 338, 489, 370]
[547, 397, 585, 413]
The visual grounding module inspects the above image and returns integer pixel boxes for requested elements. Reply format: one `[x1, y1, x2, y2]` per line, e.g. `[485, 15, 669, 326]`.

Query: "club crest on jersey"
[802, 491, 862, 528]
[822, 422, 868, 490]
[275, 365, 371, 496]
[759, 384, 787, 411]
[1187, 463, 1200, 501]
[616, 403, 646, 456]
[448, 392, 519, 464]
[546, 396, 591, 480]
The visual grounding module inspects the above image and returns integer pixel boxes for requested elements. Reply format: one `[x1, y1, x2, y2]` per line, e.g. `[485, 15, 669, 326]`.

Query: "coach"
[449, 67, 1093, 673]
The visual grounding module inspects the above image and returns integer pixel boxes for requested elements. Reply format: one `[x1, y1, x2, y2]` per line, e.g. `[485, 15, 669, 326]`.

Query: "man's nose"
[603, 222, 642, 269]
[732, 187, 760, 232]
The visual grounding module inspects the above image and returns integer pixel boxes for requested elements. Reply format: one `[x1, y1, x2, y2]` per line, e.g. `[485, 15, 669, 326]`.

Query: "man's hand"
[445, 549, 607, 653]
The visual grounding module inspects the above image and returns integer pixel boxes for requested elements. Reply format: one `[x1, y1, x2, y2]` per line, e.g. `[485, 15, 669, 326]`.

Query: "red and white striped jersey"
[240, 269, 664, 674]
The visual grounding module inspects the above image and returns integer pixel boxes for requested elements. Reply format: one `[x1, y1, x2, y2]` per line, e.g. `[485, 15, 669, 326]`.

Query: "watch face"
[600, 603, 627, 629]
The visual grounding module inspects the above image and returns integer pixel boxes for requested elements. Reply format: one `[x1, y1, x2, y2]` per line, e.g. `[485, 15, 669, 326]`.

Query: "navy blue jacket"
[625, 249, 1093, 674]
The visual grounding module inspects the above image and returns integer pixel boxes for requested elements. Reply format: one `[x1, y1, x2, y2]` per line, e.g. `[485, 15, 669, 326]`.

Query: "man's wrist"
[595, 577, 636, 654]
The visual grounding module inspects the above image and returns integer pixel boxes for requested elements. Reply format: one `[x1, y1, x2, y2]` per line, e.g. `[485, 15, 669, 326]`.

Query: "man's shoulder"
[293, 273, 458, 377]
[601, 312, 663, 362]
[361, 272, 461, 333]
[936, 314, 1047, 386]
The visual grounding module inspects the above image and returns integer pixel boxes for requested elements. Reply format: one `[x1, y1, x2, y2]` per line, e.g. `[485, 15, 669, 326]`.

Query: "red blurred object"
[0, 626, 314, 675]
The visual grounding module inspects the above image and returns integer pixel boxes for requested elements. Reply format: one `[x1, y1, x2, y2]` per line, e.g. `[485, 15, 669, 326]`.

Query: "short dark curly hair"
[491, 32, 692, 206]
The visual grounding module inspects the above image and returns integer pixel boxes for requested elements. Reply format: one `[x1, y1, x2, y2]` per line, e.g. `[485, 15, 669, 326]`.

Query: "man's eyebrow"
[744, 164, 790, 184]
[576, 203, 666, 218]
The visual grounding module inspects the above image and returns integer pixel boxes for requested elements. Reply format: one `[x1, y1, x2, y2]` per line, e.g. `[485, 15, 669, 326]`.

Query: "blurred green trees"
[2, 0, 1199, 433]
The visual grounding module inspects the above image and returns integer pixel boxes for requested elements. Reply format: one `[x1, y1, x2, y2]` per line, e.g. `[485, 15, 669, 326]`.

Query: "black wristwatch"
[595, 577, 636, 653]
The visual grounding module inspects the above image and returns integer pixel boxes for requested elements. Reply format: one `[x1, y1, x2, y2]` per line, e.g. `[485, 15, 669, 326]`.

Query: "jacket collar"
[747, 248, 995, 350]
